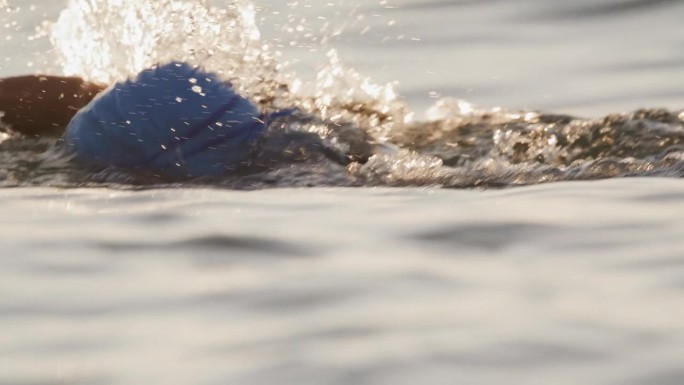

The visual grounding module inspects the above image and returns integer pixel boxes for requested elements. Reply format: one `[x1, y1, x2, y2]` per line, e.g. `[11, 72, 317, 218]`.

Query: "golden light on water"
[49, 0, 265, 85]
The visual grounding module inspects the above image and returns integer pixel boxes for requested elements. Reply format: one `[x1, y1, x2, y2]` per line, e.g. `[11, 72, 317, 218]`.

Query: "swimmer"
[0, 74, 104, 137]
[0, 62, 374, 180]
[0, 63, 271, 178]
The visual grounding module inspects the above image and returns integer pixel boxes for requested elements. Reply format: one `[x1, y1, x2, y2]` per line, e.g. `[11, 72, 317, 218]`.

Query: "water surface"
[1, 1, 683, 384]
[2, 179, 684, 385]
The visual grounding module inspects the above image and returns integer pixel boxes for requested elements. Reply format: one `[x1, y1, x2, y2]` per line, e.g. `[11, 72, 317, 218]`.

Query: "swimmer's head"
[64, 61, 266, 179]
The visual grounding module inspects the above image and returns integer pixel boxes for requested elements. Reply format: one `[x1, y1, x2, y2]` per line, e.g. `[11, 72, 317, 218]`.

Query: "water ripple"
[94, 234, 310, 257]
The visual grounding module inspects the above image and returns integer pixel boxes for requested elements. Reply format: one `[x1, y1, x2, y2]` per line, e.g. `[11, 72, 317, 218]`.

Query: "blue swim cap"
[64, 62, 266, 178]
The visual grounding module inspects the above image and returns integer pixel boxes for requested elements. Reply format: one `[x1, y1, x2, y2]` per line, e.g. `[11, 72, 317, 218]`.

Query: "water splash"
[290, 49, 412, 142]
[50, 0, 272, 90]
[48, 0, 406, 139]
[1, 0, 683, 189]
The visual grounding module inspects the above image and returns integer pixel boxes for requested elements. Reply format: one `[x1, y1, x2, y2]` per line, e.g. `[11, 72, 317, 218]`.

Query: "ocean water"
[2, 1, 684, 384]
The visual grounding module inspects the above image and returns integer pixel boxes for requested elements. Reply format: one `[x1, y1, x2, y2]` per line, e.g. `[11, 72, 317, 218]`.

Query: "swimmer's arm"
[0, 75, 104, 137]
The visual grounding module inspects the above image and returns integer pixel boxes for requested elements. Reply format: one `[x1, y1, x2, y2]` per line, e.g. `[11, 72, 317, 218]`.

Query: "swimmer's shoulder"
[0, 74, 105, 137]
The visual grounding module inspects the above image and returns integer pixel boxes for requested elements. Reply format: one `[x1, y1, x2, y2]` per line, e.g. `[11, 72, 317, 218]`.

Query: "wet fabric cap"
[64, 61, 266, 178]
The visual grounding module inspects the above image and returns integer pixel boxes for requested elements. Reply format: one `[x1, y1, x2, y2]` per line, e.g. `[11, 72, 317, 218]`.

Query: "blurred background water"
[1, 1, 684, 384]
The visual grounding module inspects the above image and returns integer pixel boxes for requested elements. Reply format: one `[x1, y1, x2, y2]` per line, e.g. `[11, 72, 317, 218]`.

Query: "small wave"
[522, 0, 676, 21]
[93, 234, 310, 257]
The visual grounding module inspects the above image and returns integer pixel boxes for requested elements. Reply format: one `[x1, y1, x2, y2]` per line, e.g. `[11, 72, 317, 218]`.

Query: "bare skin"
[0, 75, 104, 137]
